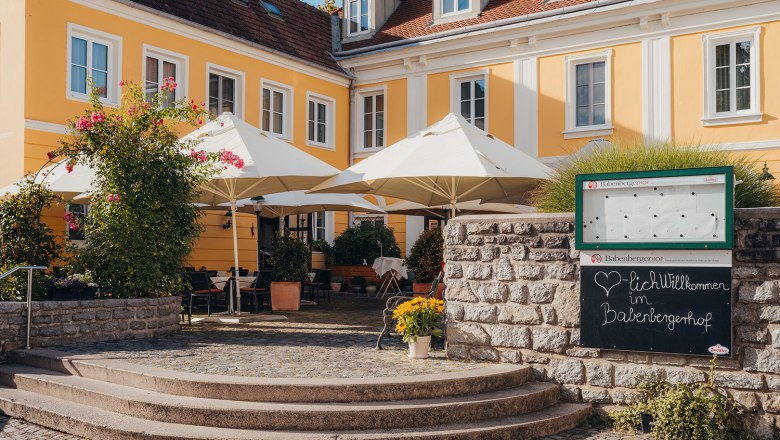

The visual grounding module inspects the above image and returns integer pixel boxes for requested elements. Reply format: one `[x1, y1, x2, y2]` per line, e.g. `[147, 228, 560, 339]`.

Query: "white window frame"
[346, 0, 370, 36]
[357, 86, 387, 152]
[66, 23, 122, 105]
[206, 63, 245, 118]
[450, 70, 488, 132]
[306, 92, 336, 150]
[701, 27, 762, 126]
[563, 49, 613, 140]
[442, 0, 470, 17]
[259, 79, 293, 141]
[142, 45, 189, 107]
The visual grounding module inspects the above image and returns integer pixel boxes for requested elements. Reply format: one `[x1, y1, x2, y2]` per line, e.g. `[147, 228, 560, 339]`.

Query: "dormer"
[342, 0, 402, 42]
[432, 0, 489, 25]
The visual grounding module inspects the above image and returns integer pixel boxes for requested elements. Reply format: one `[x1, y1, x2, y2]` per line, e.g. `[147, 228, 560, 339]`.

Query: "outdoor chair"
[240, 270, 273, 313]
[187, 271, 220, 318]
[313, 269, 332, 304]
[302, 269, 322, 302]
[375, 271, 445, 350]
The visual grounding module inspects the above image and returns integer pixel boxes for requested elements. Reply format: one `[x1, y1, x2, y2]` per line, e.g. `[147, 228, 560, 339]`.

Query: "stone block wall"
[0, 296, 181, 351]
[443, 209, 780, 438]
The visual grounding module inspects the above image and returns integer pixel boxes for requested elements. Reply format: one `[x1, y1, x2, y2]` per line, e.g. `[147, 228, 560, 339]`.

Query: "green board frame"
[575, 166, 734, 250]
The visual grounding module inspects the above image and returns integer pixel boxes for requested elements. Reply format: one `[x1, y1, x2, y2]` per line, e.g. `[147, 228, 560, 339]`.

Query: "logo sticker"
[708, 344, 730, 355]
[586, 181, 598, 189]
[591, 254, 602, 264]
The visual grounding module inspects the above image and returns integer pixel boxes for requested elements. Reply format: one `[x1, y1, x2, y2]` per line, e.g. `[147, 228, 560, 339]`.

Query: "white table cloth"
[372, 257, 408, 280]
[210, 276, 256, 289]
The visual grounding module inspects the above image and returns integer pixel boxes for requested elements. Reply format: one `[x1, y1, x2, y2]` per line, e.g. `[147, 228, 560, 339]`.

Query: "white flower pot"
[407, 335, 431, 359]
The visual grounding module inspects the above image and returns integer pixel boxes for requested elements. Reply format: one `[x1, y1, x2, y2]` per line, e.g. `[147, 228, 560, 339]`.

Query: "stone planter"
[271, 281, 301, 311]
[408, 335, 431, 359]
[47, 286, 97, 301]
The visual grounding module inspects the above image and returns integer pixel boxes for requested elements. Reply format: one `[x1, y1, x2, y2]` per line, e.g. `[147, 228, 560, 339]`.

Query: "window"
[564, 50, 613, 139]
[348, 0, 369, 35]
[313, 211, 326, 241]
[361, 92, 385, 149]
[352, 214, 385, 227]
[67, 24, 121, 104]
[450, 72, 488, 131]
[702, 27, 761, 126]
[261, 80, 292, 140]
[143, 47, 187, 108]
[66, 204, 89, 241]
[442, 0, 469, 15]
[307, 92, 335, 149]
[207, 64, 244, 118]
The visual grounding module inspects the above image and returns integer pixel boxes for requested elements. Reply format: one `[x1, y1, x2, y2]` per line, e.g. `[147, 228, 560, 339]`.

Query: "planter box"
[271, 282, 301, 311]
[47, 286, 97, 301]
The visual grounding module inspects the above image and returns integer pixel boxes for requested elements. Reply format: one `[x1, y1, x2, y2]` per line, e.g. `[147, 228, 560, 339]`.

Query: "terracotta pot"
[412, 282, 445, 300]
[408, 335, 431, 359]
[270, 281, 301, 311]
[330, 282, 342, 292]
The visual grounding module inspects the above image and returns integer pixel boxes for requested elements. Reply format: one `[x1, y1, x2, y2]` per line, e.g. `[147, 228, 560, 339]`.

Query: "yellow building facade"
[3, 0, 780, 271]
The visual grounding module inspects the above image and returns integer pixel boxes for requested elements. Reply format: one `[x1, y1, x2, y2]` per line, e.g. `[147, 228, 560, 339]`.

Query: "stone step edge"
[9, 348, 532, 402]
[0, 364, 560, 431]
[0, 386, 592, 440]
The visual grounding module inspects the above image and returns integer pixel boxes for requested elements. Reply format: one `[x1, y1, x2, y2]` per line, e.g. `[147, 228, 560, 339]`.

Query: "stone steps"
[0, 348, 591, 439]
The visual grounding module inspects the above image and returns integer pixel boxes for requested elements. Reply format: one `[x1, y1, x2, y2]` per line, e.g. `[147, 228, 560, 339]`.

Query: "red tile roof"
[127, 0, 345, 73]
[341, 0, 598, 51]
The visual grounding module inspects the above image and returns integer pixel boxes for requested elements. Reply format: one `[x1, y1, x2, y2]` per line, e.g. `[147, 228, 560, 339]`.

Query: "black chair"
[313, 269, 332, 304]
[241, 271, 273, 312]
[230, 267, 249, 277]
[187, 272, 221, 319]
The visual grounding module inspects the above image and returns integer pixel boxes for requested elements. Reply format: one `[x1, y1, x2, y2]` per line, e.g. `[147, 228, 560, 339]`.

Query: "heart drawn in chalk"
[594, 271, 622, 297]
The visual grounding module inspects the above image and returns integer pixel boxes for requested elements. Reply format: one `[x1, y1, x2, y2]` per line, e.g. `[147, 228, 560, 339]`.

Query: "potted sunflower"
[392, 297, 444, 359]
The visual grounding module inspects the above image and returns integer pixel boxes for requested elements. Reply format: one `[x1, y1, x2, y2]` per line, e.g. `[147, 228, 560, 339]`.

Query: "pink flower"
[192, 104, 198, 110]
[75, 115, 93, 131]
[156, 118, 165, 125]
[90, 111, 105, 124]
[63, 212, 79, 231]
[47, 152, 55, 160]
[161, 77, 178, 92]
[127, 106, 137, 116]
[107, 194, 120, 203]
[218, 148, 245, 170]
[197, 119, 203, 125]
[119, 79, 128, 86]
[219, 122, 225, 127]
[65, 162, 75, 173]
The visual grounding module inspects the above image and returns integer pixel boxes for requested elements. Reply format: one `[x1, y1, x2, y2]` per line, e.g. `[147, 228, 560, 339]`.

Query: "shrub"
[405, 228, 444, 283]
[392, 297, 444, 342]
[48, 81, 226, 297]
[350, 276, 366, 286]
[532, 142, 780, 212]
[312, 239, 333, 267]
[610, 358, 757, 440]
[268, 235, 309, 282]
[332, 222, 400, 265]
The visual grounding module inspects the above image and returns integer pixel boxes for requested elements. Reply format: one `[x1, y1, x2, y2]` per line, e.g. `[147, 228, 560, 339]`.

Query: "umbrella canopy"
[181, 113, 339, 315]
[0, 160, 95, 201]
[239, 191, 385, 217]
[308, 113, 551, 207]
[185, 113, 340, 205]
[385, 199, 534, 218]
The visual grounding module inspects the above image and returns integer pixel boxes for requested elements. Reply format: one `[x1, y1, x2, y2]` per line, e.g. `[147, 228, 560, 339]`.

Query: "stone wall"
[0, 296, 181, 351]
[443, 209, 780, 438]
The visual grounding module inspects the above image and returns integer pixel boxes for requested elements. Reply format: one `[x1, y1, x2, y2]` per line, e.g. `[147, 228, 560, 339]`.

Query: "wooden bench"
[375, 271, 445, 350]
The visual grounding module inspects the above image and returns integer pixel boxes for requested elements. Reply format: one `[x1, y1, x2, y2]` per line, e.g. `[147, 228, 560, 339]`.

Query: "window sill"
[266, 131, 293, 143]
[701, 112, 763, 127]
[562, 125, 614, 140]
[306, 140, 335, 151]
[67, 93, 119, 108]
[434, 9, 480, 25]
[353, 147, 385, 158]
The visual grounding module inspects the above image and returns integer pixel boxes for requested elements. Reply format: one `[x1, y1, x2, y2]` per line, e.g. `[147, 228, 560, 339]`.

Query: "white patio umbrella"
[181, 113, 340, 314]
[385, 199, 535, 218]
[0, 160, 95, 201]
[309, 113, 551, 216]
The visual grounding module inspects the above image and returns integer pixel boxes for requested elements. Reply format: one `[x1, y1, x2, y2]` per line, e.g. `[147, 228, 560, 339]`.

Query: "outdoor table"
[372, 257, 408, 297]
[210, 276, 256, 313]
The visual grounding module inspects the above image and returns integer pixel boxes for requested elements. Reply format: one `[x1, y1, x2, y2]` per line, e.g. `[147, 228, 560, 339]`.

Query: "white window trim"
[346, 0, 370, 36]
[260, 78, 294, 141]
[142, 44, 189, 104]
[450, 69, 489, 132]
[306, 91, 336, 150]
[356, 86, 387, 153]
[441, 0, 471, 17]
[563, 49, 614, 140]
[701, 26, 762, 127]
[205, 63, 245, 118]
[66, 23, 122, 106]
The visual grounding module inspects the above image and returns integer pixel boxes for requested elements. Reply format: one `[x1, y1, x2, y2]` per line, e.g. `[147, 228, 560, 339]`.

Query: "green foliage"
[49, 81, 220, 298]
[610, 358, 758, 440]
[332, 222, 400, 265]
[312, 239, 333, 267]
[405, 228, 444, 283]
[317, 0, 339, 14]
[350, 276, 366, 286]
[268, 235, 309, 282]
[532, 142, 780, 212]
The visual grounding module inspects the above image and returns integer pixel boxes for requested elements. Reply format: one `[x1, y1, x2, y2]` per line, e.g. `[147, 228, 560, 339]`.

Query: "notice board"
[579, 250, 732, 356]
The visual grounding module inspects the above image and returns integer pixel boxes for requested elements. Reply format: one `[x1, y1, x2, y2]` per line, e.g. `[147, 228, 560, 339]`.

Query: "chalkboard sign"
[580, 250, 732, 356]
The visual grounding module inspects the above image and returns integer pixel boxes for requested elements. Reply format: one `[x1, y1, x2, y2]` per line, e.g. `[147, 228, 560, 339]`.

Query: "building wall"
[0, 0, 26, 185]
[443, 210, 780, 439]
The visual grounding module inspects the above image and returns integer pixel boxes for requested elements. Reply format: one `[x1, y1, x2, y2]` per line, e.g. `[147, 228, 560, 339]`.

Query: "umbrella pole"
[231, 200, 241, 315]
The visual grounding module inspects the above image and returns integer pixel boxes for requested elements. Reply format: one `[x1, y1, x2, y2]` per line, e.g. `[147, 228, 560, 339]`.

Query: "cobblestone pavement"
[0, 415, 81, 439]
[54, 295, 484, 378]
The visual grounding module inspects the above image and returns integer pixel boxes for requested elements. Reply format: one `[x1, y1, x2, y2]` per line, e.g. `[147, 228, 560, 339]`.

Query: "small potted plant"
[48, 273, 98, 301]
[365, 281, 378, 295]
[405, 228, 444, 299]
[330, 276, 344, 293]
[268, 235, 309, 311]
[350, 276, 366, 293]
[392, 297, 444, 359]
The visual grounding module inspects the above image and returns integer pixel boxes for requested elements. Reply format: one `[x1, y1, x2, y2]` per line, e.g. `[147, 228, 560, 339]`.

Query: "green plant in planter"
[350, 276, 366, 287]
[268, 235, 309, 282]
[405, 228, 444, 283]
[332, 222, 400, 265]
[312, 239, 333, 267]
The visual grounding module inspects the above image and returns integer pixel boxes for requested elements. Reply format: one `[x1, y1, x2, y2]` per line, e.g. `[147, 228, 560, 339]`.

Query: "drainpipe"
[348, 68, 357, 167]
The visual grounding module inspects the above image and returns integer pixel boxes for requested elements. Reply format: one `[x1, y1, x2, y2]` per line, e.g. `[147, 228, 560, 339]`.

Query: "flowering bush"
[46, 81, 233, 297]
[392, 297, 444, 343]
[51, 273, 96, 290]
